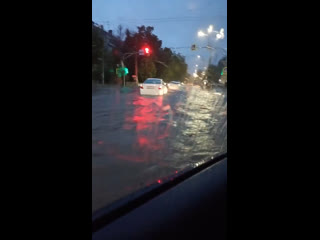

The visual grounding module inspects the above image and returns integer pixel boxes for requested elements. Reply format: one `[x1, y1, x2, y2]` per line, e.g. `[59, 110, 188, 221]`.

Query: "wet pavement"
[92, 84, 227, 213]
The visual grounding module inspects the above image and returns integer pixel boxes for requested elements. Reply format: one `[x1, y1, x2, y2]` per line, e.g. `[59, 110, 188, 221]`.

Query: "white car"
[140, 78, 168, 95]
[167, 81, 182, 90]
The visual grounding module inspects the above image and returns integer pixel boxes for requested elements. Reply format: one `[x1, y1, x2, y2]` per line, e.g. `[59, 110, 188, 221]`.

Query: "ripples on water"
[92, 85, 227, 212]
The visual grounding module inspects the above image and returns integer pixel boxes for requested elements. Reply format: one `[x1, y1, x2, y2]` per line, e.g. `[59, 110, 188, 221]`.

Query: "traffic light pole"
[122, 48, 151, 86]
[123, 51, 139, 85]
[135, 53, 138, 85]
[102, 35, 104, 85]
[121, 60, 125, 87]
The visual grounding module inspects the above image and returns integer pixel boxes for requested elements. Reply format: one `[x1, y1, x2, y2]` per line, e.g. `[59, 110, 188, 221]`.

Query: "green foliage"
[206, 64, 221, 83]
[92, 22, 188, 84]
[161, 54, 187, 82]
[205, 56, 227, 83]
[139, 58, 156, 81]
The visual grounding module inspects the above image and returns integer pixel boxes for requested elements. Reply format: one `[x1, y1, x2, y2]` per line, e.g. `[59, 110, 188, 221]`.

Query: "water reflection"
[125, 95, 172, 162]
[92, 86, 227, 213]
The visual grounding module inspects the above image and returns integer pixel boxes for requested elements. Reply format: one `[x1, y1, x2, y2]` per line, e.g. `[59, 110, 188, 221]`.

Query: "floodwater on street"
[92, 84, 227, 213]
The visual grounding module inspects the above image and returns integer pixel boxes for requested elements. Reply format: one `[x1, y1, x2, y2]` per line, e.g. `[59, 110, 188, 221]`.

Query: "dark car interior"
[92, 153, 227, 239]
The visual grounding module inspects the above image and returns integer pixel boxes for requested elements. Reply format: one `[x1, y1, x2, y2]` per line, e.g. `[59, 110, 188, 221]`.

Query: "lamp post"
[198, 25, 225, 66]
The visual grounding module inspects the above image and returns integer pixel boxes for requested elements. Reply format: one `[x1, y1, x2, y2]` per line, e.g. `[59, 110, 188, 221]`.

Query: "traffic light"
[139, 46, 151, 56]
[221, 67, 227, 75]
[144, 47, 151, 56]
[191, 44, 196, 50]
[116, 67, 129, 77]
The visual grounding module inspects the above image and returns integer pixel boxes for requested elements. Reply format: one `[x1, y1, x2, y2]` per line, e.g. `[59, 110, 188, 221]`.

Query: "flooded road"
[92, 85, 227, 213]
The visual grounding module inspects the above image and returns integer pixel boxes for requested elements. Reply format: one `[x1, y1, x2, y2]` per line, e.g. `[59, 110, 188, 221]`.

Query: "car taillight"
[158, 86, 162, 89]
[140, 86, 144, 89]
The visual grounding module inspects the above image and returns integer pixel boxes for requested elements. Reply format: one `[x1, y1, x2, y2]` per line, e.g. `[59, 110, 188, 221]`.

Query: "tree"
[206, 64, 221, 83]
[139, 58, 156, 81]
[117, 24, 124, 41]
[161, 53, 187, 82]
[93, 24, 188, 84]
[92, 24, 104, 82]
[121, 25, 163, 82]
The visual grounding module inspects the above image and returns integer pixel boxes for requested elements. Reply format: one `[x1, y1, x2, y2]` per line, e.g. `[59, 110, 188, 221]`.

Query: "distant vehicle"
[167, 81, 182, 90]
[140, 78, 168, 95]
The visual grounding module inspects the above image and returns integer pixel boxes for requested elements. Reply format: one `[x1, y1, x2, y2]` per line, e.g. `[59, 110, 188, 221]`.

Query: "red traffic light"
[140, 46, 151, 56]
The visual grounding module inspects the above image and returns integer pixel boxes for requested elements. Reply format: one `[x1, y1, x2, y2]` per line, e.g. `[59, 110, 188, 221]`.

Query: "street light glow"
[196, 64, 198, 67]
[197, 55, 200, 58]
[216, 28, 225, 40]
[198, 30, 207, 37]
[208, 25, 213, 33]
[193, 73, 198, 77]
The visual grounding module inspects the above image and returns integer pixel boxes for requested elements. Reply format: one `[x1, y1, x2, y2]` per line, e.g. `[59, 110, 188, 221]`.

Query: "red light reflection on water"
[128, 96, 171, 157]
[132, 96, 171, 150]
[106, 95, 173, 164]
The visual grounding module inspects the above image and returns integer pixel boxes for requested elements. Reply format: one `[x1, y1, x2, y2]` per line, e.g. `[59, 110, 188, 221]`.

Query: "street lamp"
[197, 25, 225, 66]
[198, 25, 225, 43]
[197, 55, 201, 59]
[197, 30, 207, 37]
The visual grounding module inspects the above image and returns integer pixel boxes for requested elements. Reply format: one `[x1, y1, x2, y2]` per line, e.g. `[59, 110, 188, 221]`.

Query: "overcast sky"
[92, 0, 227, 74]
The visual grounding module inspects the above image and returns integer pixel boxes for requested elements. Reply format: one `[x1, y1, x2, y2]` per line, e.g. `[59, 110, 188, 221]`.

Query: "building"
[92, 21, 117, 51]
[92, 21, 119, 83]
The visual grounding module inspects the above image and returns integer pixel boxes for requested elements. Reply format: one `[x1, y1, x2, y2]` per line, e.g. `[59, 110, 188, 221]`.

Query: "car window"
[144, 79, 161, 84]
[92, 0, 227, 214]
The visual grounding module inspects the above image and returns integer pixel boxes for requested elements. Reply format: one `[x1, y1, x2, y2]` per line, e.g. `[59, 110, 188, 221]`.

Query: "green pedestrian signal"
[221, 67, 227, 75]
[116, 67, 129, 77]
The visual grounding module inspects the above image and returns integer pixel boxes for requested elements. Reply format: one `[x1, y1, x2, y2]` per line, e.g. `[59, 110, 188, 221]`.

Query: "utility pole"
[101, 27, 105, 85]
[135, 38, 139, 85]
[102, 44, 104, 85]
[121, 60, 125, 87]
[135, 53, 138, 85]
[207, 36, 212, 67]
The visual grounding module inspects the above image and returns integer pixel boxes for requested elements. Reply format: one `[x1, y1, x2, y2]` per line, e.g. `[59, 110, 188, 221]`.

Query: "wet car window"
[144, 79, 162, 84]
[92, 0, 227, 214]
